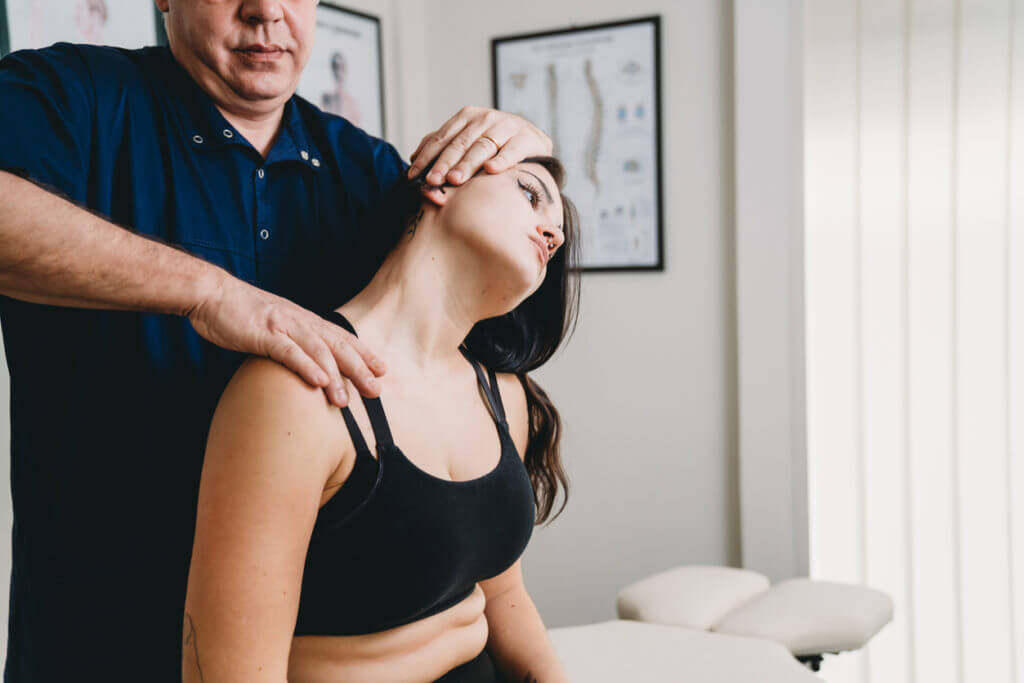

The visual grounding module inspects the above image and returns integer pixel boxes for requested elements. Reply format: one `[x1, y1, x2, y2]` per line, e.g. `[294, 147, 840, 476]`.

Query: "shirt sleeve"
[0, 42, 95, 203]
[341, 136, 410, 289]
[369, 135, 410, 195]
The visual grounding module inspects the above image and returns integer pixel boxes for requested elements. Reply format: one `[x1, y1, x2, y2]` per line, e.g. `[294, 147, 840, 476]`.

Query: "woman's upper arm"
[183, 357, 342, 683]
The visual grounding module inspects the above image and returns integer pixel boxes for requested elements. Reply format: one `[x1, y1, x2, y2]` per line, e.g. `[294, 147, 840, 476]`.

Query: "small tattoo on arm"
[183, 612, 205, 682]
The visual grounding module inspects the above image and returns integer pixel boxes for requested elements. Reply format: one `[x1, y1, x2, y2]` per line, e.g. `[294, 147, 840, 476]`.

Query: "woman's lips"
[531, 239, 547, 264]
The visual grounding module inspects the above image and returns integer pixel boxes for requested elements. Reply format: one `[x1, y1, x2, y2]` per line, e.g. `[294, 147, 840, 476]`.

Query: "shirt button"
[311, 158, 321, 168]
[192, 134, 204, 144]
[300, 150, 310, 160]
[259, 228, 270, 240]
[257, 168, 265, 179]
[222, 129, 234, 139]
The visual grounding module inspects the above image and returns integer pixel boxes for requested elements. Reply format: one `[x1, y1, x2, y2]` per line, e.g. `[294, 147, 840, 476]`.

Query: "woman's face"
[426, 161, 566, 299]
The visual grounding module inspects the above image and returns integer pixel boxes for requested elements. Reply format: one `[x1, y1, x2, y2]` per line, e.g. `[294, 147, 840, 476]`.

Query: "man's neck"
[215, 104, 287, 159]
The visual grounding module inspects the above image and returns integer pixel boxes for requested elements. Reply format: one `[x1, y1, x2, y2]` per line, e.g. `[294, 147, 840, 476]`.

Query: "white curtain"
[805, 1, 1024, 682]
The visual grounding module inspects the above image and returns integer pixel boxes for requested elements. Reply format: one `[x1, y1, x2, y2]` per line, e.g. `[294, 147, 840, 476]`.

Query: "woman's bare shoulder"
[209, 356, 351, 480]
[223, 355, 333, 419]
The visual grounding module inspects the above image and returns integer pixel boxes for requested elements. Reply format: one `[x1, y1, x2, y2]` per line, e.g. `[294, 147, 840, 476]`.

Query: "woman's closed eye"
[517, 179, 541, 208]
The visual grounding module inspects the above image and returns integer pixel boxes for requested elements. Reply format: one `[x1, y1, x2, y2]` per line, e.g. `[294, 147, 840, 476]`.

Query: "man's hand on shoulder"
[185, 273, 387, 409]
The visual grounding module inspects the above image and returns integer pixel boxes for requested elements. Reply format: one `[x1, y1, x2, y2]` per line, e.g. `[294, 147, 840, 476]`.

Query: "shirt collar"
[157, 46, 322, 170]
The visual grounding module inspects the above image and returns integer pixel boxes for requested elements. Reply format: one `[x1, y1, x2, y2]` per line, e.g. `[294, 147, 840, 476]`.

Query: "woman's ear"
[419, 183, 452, 208]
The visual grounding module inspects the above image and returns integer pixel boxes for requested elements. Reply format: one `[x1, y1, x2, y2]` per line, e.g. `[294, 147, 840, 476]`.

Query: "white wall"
[805, 1, 1024, 682]
[733, 0, 809, 582]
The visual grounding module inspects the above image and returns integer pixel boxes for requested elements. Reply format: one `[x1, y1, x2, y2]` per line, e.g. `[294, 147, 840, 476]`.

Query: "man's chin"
[227, 75, 295, 103]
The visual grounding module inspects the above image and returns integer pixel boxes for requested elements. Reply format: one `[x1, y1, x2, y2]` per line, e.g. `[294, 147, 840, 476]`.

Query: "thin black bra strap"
[458, 345, 507, 427]
[323, 310, 394, 447]
[360, 393, 394, 447]
[339, 406, 370, 454]
[485, 366, 507, 424]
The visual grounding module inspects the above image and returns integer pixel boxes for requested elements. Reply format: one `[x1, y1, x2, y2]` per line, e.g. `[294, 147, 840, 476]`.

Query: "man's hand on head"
[405, 106, 553, 186]
[185, 274, 386, 408]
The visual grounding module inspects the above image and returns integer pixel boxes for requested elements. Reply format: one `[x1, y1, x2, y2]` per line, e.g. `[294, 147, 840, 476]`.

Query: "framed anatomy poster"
[0, 0, 163, 57]
[493, 16, 664, 272]
[297, 2, 385, 139]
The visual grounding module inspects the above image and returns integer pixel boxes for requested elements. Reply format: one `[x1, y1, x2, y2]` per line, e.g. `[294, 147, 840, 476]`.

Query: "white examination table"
[547, 565, 893, 681]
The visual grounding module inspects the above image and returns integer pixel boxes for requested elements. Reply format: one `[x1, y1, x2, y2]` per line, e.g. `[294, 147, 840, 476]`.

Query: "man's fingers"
[272, 323, 356, 408]
[407, 107, 477, 181]
[408, 109, 553, 181]
[188, 282, 388, 409]
[350, 336, 388, 376]
[409, 132, 449, 181]
[421, 124, 475, 185]
[445, 125, 512, 184]
[317, 318, 390, 403]
[449, 113, 523, 180]
[408, 135, 429, 174]
[302, 333, 354, 406]
[269, 336, 341, 400]
[268, 319, 389, 409]
[482, 131, 537, 173]
[428, 114, 505, 185]
[326, 335, 382, 402]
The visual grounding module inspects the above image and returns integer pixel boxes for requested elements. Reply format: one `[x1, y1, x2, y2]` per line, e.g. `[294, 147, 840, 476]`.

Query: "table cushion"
[616, 565, 771, 630]
[711, 578, 894, 655]
[548, 619, 822, 682]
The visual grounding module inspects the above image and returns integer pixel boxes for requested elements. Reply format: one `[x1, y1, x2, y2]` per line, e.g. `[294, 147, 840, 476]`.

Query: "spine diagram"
[545, 62, 561, 160]
[583, 58, 603, 194]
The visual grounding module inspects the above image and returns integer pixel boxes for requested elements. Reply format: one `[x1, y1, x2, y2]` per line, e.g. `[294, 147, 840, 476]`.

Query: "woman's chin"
[474, 249, 543, 301]
[505, 262, 545, 301]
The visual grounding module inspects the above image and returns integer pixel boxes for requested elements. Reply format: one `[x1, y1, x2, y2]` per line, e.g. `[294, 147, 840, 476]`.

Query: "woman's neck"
[335, 223, 512, 381]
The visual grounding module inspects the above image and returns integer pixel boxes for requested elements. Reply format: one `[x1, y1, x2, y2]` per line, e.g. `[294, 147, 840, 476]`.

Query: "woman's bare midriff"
[287, 582, 490, 683]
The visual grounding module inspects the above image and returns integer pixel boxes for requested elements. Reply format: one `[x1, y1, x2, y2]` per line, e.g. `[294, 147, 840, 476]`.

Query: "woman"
[182, 154, 580, 682]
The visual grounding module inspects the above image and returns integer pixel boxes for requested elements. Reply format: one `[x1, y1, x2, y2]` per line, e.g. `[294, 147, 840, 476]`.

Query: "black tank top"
[293, 310, 536, 636]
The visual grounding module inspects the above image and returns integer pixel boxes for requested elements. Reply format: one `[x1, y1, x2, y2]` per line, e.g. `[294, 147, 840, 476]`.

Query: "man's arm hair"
[0, 168, 223, 316]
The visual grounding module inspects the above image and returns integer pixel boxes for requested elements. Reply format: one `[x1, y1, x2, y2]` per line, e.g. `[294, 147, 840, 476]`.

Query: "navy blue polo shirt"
[0, 43, 409, 681]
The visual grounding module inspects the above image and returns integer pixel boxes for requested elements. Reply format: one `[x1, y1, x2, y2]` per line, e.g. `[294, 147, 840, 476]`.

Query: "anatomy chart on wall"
[297, 2, 384, 139]
[493, 16, 663, 271]
[0, 0, 159, 55]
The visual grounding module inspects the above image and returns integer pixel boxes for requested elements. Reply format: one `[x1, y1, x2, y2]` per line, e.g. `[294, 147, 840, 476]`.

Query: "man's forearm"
[0, 169, 224, 316]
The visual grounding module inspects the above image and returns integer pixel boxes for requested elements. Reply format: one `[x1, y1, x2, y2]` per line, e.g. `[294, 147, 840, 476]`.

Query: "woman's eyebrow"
[520, 170, 555, 206]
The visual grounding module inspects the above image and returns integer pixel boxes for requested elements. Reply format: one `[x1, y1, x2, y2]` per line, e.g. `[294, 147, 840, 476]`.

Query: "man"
[0, 0, 552, 679]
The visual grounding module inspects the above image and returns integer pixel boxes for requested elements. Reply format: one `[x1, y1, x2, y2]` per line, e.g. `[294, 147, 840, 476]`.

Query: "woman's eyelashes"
[517, 178, 542, 208]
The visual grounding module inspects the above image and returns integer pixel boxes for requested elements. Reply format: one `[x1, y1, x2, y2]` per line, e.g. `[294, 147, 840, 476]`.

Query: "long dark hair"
[360, 155, 581, 526]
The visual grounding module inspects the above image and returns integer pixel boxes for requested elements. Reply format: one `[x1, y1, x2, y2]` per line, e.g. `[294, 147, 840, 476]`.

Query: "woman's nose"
[539, 225, 563, 249]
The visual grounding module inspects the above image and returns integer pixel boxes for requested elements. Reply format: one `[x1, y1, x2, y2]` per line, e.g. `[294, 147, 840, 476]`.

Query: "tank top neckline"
[385, 428, 515, 486]
[321, 308, 519, 489]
